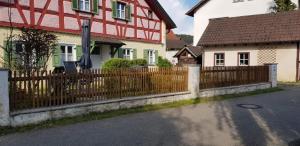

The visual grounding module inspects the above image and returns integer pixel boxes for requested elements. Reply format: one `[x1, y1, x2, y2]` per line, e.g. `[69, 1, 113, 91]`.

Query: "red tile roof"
[198, 10, 300, 46]
[166, 31, 187, 50]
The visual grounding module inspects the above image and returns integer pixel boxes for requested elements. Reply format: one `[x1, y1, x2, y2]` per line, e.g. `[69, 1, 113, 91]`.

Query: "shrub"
[102, 58, 148, 69]
[157, 56, 172, 68]
[130, 59, 148, 67]
[102, 58, 131, 69]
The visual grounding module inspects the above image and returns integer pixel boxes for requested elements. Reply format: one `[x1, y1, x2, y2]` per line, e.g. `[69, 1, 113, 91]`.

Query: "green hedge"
[102, 58, 148, 69]
[157, 56, 172, 68]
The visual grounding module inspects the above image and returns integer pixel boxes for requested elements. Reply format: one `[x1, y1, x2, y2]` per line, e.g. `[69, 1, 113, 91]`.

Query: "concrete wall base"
[7, 82, 272, 127]
[198, 83, 271, 98]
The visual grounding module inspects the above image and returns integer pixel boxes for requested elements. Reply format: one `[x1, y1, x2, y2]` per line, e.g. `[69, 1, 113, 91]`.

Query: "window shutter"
[3, 41, 11, 67]
[132, 48, 137, 59]
[37, 57, 46, 69]
[125, 5, 132, 21]
[90, 41, 96, 53]
[72, 0, 79, 10]
[118, 48, 124, 58]
[52, 45, 62, 67]
[93, 0, 99, 14]
[112, 1, 117, 18]
[143, 49, 148, 63]
[155, 50, 159, 64]
[11, 42, 17, 67]
[76, 45, 83, 61]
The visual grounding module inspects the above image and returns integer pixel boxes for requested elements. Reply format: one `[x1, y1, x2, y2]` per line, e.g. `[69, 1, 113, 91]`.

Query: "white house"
[186, 0, 299, 46]
[198, 11, 300, 82]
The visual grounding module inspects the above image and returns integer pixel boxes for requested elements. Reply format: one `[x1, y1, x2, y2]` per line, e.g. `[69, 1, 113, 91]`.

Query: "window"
[79, 0, 91, 11]
[60, 44, 76, 62]
[117, 2, 126, 19]
[148, 50, 155, 65]
[123, 48, 133, 60]
[239, 53, 249, 66]
[112, 1, 131, 21]
[214, 53, 225, 66]
[148, 10, 153, 19]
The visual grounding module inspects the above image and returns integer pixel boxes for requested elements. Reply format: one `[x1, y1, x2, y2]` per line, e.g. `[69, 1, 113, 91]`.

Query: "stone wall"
[0, 65, 276, 127]
[10, 92, 193, 126]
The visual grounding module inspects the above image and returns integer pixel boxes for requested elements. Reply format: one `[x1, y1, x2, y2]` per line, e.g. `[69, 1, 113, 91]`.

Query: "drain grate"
[289, 139, 300, 146]
[237, 104, 263, 109]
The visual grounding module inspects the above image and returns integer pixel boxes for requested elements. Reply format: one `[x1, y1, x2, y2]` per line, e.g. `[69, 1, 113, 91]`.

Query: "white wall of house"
[203, 44, 298, 82]
[192, 0, 299, 46]
[166, 51, 178, 65]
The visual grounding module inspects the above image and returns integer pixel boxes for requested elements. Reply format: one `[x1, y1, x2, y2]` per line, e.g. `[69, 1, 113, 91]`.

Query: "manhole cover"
[237, 104, 263, 109]
[289, 139, 300, 146]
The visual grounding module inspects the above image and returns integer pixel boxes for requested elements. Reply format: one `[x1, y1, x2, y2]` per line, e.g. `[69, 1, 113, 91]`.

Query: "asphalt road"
[1, 85, 300, 146]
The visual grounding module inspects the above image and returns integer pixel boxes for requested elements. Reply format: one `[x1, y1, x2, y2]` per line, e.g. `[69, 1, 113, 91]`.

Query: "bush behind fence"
[9, 67, 188, 111]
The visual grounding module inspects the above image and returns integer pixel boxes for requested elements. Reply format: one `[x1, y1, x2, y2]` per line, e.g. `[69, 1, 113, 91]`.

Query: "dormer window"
[79, 0, 91, 12]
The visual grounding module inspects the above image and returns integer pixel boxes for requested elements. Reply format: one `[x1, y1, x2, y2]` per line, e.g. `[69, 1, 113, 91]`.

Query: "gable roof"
[198, 10, 300, 46]
[174, 46, 203, 58]
[167, 39, 187, 50]
[167, 31, 187, 50]
[145, 0, 177, 29]
[186, 0, 210, 17]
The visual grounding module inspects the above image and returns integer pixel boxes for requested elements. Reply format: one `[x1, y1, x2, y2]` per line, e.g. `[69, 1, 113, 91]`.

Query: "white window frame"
[214, 53, 225, 66]
[60, 44, 77, 62]
[123, 48, 133, 60]
[117, 2, 126, 19]
[79, 0, 91, 12]
[239, 52, 250, 66]
[148, 50, 156, 65]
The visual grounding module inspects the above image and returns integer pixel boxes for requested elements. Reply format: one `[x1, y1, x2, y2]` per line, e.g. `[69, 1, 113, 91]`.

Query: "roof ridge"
[209, 10, 299, 21]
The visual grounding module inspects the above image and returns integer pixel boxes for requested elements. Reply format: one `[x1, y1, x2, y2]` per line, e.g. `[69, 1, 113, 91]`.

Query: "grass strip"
[0, 87, 283, 136]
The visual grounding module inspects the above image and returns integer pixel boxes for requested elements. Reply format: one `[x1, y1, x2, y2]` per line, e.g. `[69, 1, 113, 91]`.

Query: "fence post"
[188, 65, 200, 97]
[0, 69, 10, 126]
[265, 63, 278, 87]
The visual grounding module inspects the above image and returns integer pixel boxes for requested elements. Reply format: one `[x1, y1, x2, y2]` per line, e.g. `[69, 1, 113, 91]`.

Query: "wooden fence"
[9, 67, 188, 111]
[200, 66, 269, 89]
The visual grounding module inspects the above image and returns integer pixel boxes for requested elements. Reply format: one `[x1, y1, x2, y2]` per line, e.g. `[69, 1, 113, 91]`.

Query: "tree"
[176, 34, 193, 45]
[1, 28, 57, 71]
[271, 0, 297, 12]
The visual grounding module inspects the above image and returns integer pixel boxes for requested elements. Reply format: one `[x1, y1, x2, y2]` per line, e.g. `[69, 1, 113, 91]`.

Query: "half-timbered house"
[0, 0, 176, 69]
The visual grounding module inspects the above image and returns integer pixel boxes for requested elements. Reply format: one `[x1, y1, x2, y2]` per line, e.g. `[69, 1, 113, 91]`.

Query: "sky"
[157, 0, 198, 35]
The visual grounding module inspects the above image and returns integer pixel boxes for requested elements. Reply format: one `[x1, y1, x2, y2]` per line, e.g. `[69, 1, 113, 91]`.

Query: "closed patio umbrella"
[79, 19, 92, 69]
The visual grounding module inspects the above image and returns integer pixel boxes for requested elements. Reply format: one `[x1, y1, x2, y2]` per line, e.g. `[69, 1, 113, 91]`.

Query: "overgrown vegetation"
[176, 34, 193, 45]
[0, 87, 282, 136]
[157, 56, 172, 68]
[102, 58, 148, 69]
[271, 0, 297, 12]
[1, 28, 57, 71]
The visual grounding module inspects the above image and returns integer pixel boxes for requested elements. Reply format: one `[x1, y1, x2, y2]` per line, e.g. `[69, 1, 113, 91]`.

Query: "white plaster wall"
[202, 44, 298, 82]
[166, 51, 178, 65]
[193, 0, 299, 46]
[203, 46, 258, 66]
[276, 45, 298, 82]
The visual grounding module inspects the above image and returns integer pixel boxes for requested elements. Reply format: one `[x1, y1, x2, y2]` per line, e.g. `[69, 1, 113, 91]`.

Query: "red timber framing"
[0, 0, 164, 44]
[297, 42, 300, 81]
